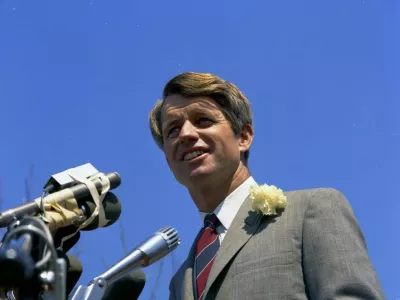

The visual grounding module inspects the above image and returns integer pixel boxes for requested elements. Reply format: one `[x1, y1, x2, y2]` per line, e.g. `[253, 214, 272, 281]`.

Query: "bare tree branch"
[0, 179, 3, 211]
[118, 220, 129, 255]
[100, 254, 109, 269]
[0, 180, 5, 239]
[70, 238, 87, 259]
[171, 250, 179, 275]
[24, 164, 35, 203]
[149, 259, 165, 300]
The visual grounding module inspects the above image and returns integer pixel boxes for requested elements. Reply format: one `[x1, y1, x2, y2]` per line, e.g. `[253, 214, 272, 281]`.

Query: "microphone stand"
[0, 216, 66, 300]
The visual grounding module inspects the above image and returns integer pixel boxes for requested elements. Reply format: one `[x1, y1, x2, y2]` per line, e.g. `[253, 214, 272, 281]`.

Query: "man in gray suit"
[149, 72, 384, 299]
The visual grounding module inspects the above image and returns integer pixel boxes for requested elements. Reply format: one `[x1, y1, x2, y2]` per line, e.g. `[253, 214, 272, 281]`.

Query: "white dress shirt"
[198, 176, 256, 243]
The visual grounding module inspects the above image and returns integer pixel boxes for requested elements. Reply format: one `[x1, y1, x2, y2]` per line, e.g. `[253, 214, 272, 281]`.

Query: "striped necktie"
[194, 213, 221, 300]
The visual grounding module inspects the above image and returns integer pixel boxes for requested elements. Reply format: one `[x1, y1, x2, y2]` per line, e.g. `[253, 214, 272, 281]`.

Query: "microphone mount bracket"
[68, 277, 109, 300]
[0, 216, 67, 300]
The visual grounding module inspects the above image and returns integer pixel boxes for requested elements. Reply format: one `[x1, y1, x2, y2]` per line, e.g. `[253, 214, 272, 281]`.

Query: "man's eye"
[197, 117, 213, 126]
[167, 127, 179, 137]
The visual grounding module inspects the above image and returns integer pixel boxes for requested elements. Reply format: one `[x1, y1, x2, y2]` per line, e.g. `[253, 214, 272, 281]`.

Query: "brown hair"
[149, 72, 253, 161]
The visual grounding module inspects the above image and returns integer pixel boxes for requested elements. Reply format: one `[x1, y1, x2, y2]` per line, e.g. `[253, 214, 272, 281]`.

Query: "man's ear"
[238, 123, 254, 153]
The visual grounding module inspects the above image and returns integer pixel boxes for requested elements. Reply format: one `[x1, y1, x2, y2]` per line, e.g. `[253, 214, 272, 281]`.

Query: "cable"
[39, 190, 48, 220]
[2, 216, 58, 269]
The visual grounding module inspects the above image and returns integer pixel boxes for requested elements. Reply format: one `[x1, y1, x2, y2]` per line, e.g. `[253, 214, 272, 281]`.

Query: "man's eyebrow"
[161, 106, 218, 130]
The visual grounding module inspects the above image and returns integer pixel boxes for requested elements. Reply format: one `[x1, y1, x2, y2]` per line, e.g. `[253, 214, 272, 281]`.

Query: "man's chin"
[182, 168, 214, 185]
[189, 165, 215, 177]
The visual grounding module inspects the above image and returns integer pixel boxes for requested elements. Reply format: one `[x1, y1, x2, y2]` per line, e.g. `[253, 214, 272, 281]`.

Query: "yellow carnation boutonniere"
[249, 183, 287, 216]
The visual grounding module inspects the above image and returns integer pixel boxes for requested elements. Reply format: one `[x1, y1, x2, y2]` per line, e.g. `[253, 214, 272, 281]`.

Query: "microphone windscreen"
[102, 269, 146, 300]
[80, 192, 122, 231]
[66, 254, 83, 295]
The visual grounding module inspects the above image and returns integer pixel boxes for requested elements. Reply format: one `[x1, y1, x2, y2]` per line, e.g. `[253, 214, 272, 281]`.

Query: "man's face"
[161, 94, 251, 188]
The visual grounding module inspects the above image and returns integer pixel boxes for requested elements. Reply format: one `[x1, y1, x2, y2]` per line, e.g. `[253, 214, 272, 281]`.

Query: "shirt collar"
[198, 176, 256, 230]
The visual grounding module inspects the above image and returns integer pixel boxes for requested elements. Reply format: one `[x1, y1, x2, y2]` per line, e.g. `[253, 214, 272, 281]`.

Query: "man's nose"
[179, 121, 199, 143]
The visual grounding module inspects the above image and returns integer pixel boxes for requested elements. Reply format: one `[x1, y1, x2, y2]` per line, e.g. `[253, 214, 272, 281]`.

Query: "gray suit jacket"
[169, 188, 384, 300]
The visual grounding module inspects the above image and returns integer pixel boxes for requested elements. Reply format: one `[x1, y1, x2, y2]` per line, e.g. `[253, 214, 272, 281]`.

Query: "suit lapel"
[180, 229, 202, 300]
[202, 196, 264, 299]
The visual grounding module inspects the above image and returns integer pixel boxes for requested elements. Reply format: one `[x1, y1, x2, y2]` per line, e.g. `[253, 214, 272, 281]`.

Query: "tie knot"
[204, 213, 219, 229]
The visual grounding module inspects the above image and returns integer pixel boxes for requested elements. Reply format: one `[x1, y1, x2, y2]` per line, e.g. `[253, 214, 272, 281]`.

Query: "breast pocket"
[230, 251, 304, 300]
[233, 251, 295, 275]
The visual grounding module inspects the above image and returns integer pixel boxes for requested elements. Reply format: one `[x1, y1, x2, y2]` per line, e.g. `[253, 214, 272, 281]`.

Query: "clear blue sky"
[0, 0, 398, 299]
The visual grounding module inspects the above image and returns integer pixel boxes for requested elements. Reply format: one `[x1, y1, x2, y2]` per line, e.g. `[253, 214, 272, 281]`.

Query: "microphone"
[69, 226, 180, 300]
[0, 172, 121, 228]
[62, 253, 84, 296]
[51, 191, 121, 252]
[0, 189, 121, 235]
[46, 191, 122, 233]
[63, 256, 146, 300]
[95, 226, 180, 283]
[102, 269, 146, 300]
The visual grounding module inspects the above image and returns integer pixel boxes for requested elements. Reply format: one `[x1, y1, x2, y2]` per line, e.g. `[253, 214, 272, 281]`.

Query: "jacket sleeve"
[302, 188, 385, 299]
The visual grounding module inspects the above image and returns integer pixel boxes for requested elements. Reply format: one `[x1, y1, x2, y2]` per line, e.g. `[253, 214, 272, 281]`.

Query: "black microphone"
[78, 192, 121, 232]
[102, 269, 146, 300]
[51, 191, 121, 252]
[0, 172, 121, 228]
[61, 253, 84, 296]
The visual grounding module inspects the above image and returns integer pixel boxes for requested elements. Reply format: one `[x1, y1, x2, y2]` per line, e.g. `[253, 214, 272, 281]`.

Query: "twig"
[0, 179, 3, 211]
[0, 180, 4, 238]
[24, 164, 35, 203]
[100, 254, 109, 269]
[70, 239, 86, 259]
[148, 259, 164, 300]
[171, 251, 178, 275]
[118, 220, 129, 255]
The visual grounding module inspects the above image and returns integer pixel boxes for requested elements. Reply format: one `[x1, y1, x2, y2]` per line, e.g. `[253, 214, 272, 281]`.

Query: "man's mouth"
[183, 150, 206, 161]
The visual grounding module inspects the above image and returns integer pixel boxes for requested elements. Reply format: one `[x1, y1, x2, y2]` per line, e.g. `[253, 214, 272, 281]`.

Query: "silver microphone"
[68, 226, 180, 300]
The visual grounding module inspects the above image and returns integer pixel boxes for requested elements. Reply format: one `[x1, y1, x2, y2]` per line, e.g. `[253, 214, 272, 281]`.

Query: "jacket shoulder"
[284, 187, 350, 206]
